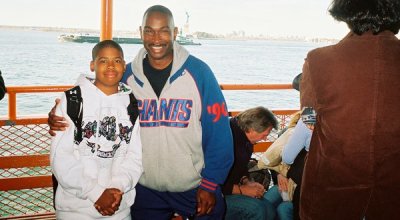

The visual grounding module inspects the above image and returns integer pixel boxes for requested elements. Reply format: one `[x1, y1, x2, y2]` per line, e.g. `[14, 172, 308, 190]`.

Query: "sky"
[0, 0, 349, 39]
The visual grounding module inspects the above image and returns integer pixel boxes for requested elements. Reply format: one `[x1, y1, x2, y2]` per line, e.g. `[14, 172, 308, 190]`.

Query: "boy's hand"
[48, 98, 68, 136]
[94, 188, 123, 216]
[111, 189, 123, 210]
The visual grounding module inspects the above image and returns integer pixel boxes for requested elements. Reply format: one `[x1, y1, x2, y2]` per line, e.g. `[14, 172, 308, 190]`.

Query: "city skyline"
[1, 0, 349, 39]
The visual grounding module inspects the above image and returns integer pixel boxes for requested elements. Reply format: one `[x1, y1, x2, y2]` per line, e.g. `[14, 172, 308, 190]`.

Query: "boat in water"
[58, 33, 201, 45]
[176, 35, 201, 45]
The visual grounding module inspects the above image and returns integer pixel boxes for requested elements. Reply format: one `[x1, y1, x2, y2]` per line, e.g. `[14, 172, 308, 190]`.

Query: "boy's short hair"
[92, 40, 124, 60]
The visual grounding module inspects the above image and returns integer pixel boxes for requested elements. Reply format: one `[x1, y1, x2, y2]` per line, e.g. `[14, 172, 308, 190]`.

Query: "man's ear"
[90, 61, 95, 72]
[173, 27, 178, 40]
[140, 26, 143, 39]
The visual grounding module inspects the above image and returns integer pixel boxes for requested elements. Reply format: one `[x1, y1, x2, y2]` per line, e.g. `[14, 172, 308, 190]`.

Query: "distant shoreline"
[0, 25, 339, 43]
[0, 25, 101, 34]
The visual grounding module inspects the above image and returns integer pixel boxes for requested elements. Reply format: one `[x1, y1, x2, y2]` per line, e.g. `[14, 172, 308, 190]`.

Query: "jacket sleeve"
[282, 120, 312, 165]
[197, 64, 234, 193]
[0, 70, 6, 100]
[50, 94, 105, 203]
[110, 118, 143, 193]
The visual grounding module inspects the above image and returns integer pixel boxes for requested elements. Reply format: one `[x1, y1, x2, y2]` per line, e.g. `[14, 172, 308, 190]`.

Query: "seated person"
[260, 73, 307, 220]
[281, 107, 315, 220]
[282, 107, 315, 164]
[259, 111, 300, 220]
[223, 106, 278, 220]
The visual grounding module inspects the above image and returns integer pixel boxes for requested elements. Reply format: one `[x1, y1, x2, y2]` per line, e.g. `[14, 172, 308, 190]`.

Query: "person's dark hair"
[142, 5, 175, 28]
[92, 40, 124, 60]
[237, 106, 278, 133]
[292, 73, 302, 92]
[329, 0, 400, 35]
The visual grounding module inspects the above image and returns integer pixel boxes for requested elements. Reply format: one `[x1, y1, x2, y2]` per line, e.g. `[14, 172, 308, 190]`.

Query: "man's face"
[140, 11, 177, 66]
[90, 47, 125, 94]
[245, 126, 273, 144]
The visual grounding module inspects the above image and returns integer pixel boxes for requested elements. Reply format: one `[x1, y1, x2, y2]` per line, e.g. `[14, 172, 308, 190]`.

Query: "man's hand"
[196, 188, 216, 216]
[240, 181, 265, 198]
[94, 188, 123, 216]
[48, 98, 68, 136]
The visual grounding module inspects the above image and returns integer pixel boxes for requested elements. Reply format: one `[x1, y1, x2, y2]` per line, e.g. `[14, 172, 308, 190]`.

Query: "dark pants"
[131, 184, 225, 220]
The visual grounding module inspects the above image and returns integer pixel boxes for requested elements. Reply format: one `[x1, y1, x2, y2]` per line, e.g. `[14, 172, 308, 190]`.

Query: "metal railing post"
[8, 92, 16, 120]
[100, 0, 113, 41]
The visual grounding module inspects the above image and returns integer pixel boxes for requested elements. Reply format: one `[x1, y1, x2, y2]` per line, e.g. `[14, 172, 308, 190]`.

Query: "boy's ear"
[90, 61, 95, 72]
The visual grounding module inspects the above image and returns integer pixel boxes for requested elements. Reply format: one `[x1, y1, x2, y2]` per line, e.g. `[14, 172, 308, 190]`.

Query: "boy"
[50, 40, 142, 219]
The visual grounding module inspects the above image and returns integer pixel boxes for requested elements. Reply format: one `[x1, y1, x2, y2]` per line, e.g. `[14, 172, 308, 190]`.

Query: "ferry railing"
[0, 84, 299, 219]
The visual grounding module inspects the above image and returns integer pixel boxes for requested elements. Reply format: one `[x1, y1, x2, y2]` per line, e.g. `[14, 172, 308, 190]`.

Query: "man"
[223, 106, 278, 220]
[300, 0, 400, 219]
[49, 5, 233, 220]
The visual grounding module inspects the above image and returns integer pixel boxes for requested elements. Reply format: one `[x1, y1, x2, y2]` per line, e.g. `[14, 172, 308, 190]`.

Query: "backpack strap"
[54, 86, 83, 208]
[64, 86, 83, 144]
[127, 93, 139, 126]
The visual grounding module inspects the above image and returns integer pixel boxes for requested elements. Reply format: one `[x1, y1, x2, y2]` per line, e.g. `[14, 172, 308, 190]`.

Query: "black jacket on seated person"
[0, 70, 6, 100]
[222, 117, 253, 195]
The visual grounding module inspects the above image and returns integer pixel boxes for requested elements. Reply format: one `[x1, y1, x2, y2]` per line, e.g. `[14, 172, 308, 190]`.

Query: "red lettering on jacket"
[207, 102, 228, 122]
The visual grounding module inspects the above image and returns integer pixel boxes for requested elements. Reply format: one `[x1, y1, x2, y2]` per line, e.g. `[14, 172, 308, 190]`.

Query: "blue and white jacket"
[122, 42, 233, 192]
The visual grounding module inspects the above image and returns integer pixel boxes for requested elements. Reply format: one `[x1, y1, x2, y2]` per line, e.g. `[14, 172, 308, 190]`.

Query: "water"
[0, 29, 331, 116]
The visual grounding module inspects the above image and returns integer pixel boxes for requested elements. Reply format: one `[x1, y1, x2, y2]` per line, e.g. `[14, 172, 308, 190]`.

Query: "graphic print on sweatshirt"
[138, 98, 193, 128]
[78, 116, 134, 158]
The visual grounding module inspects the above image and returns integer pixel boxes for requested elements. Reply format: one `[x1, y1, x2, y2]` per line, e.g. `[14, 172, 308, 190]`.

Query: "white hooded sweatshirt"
[50, 74, 143, 219]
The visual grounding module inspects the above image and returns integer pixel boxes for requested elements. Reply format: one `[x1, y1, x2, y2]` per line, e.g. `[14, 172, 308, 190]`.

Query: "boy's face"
[90, 47, 125, 94]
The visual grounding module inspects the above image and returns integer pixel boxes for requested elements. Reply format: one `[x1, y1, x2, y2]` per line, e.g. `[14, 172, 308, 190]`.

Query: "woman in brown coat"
[299, 0, 400, 219]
